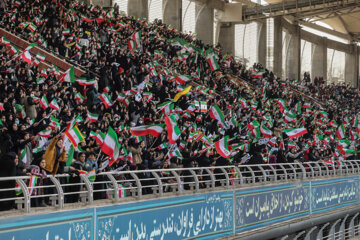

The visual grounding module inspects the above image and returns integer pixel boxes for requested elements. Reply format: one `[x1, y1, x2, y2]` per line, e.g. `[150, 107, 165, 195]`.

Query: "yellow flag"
[174, 86, 192, 102]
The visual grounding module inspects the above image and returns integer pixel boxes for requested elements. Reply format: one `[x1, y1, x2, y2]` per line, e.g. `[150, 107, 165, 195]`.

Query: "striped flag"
[165, 114, 181, 144]
[101, 127, 120, 160]
[215, 136, 231, 158]
[99, 93, 112, 109]
[206, 54, 219, 71]
[49, 99, 60, 110]
[40, 95, 49, 109]
[28, 175, 38, 195]
[37, 129, 51, 138]
[87, 112, 99, 122]
[65, 125, 85, 148]
[59, 66, 75, 83]
[130, 124, 165, 137]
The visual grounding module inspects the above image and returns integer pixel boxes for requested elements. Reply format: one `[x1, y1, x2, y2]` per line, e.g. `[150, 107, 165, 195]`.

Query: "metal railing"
[1, 160, 360, 213]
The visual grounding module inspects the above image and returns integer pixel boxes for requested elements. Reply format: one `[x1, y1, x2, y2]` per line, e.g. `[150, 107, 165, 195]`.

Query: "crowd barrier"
[1, 174, 360, 239]
[0, 160, 360, 213]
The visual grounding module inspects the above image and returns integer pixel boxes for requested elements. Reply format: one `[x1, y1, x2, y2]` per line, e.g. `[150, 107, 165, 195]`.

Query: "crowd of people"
[0, 0, 359, 211]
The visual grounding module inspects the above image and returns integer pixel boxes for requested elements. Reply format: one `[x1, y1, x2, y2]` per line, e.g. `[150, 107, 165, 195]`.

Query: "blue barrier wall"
[0, 176, 359, 240]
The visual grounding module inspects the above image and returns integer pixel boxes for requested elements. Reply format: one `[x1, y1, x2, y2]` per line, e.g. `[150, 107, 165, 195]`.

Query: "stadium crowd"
[0, 0, 360, 210]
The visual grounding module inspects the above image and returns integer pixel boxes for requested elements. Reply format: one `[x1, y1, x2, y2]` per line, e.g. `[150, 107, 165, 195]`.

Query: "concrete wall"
[345, 44, 359, 88]
[163, 0, 182, 30]
[128, 0, 148, 19]
[195, 2, 214, 45]
[311, 37, 327, 82]
[258, 21, 267, 68]
[273, 16, 282, 76]
[286, 25, 301, 80]
[218, 23, 235, 55]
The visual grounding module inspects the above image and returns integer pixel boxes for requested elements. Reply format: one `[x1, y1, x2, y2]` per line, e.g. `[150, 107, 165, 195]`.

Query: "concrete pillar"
[195, 2, 214, 45]
[286, 24, 301, 80]
[345, 44, 359, 88]
[128, 0, 148, 19]
[273, 16, 282, 77]
[163, 0, 182, 30]
[258, 21, 267, 68]
[311, 37, 327, 83]
[218, 23, 235, 55]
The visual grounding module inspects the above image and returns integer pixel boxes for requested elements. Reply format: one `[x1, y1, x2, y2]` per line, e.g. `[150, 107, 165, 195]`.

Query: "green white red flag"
[130, 124, 165, 137]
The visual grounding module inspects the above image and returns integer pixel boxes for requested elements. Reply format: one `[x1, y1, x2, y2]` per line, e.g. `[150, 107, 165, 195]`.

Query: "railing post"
[316, 222, 330, 240]
[339, 214, 349, 240]
[16, 178, 30, 213]
[348, 212, 359, 238]
[287, 163, 297, 180]
[296, 162, 307, 180]
[304, 226, 317, 240]
[278, 164, 288, 181]
[313, 162, 322, 176]
[105, 173, 120, 202]
[257, 166, 267, 182]
[129, 172, 142, 199]
[204, 168, 215, 191]
[189, 169, 199, 192]
[151, 171, 163, 197]
[219, 167, 230, 188]
[245, 166, 256, 183]
[48, 175, 64, 208]
[234, 166, 243, 186]
[293, 230, 305, 240]
[79, 174, 93, 205]
[268, 165, 277, 182]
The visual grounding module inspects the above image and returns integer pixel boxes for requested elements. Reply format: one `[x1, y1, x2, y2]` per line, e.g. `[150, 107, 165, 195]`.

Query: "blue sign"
[235, 183, 310, 232]
[0, 208, 93, 240]
[1, 176, 360, 239]
[311, 176, 360, 214]
[96, 191, 234, 240]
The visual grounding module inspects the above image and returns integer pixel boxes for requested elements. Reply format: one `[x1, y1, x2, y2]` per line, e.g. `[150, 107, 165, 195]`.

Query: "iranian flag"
[9, 45, 19, 55]
[36, 53, 46, 62]
[207, 54, 219, 71]
[131, 31, 141, 48]
[62, 28, 70, 35]
[77, 78, 96, 86]
[65, 125, 84, 148]
[28, 175, 38, 195]
[0, 37, 10, 46]
[239, 98, 248, 108]
[165, 114, 181, 144]
[250, 69, 265, 78]
[172, 75, 192, 85]
[59, 66, 75, 83]
[127, 40, 135, 51]
[209, 104, 227, 128]
[19, 148, 28, 164]
[87, 112, 99, 123]
[40, 95, 49, 109]
[37, 129, 51, 138]
[215, 136, 231, 158]
[21, 50, 32, 64]
[284, 111, 297, 123]
[28, 23, 37, 32]
[284, 127, 308, 139]
[101, 127, 120, 160]
[75, 92, 84, 103]
[260, 124, 272, 138]
[99, 92, 112, 109]
[49, 99, 60, 110]
[130, 124, 165, 137]
[96, 132, 106, 145]
[336, 124, 346, 139]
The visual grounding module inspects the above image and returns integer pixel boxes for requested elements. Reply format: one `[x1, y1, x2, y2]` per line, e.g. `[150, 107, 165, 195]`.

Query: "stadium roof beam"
[191, 0, 226, 11]
[242, 0, 359, 21]
[296, 19, 353, 41]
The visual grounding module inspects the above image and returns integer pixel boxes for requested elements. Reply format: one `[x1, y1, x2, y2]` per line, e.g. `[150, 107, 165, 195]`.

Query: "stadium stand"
[0, 0, 359, 213]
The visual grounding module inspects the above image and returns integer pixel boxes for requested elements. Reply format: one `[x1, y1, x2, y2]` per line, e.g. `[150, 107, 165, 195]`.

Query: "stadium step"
[0, 27, 85, 77]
